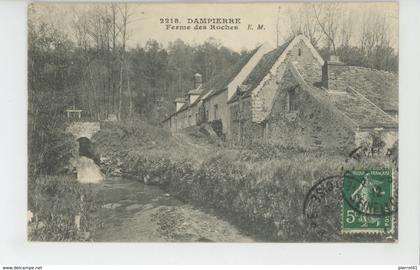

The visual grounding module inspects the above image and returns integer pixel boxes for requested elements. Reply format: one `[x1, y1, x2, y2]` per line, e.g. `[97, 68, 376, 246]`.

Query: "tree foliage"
[28, 21, 76, 177]
[286, 3, 398, 73]
[28, 9, 241, 176]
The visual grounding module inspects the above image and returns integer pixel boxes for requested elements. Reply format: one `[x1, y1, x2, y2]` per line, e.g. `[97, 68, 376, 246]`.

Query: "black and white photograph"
[26, 2, 401, 243]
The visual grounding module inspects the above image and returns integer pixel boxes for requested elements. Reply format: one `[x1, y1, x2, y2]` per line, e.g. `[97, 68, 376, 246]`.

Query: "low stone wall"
[66, 122, 101, 139]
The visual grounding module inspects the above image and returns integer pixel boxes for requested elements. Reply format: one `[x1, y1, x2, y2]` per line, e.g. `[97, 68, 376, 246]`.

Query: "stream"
[91, 177, 255, 242]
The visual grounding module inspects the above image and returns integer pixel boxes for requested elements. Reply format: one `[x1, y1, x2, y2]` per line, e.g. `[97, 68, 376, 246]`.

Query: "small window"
[298, 48, 302, 56]
[214, 104, 219, 119]
[287, 88, 297, 112]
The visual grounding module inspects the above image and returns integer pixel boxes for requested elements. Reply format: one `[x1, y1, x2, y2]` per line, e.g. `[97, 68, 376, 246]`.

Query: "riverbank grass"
[28, 175, 102, 241]
[94, 120, 396, 241]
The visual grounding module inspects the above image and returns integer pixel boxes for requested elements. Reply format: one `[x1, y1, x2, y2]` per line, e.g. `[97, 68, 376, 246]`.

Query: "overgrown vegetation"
[28, 21, 102, 241]
[29, 4, 242, 123]
[28, 176, 102, 241]
[95, 120, 396, 241]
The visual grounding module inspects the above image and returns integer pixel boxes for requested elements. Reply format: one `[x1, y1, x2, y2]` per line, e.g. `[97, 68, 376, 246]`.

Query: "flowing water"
[91, 177, 255, 242]
[76, 156, 104, 184]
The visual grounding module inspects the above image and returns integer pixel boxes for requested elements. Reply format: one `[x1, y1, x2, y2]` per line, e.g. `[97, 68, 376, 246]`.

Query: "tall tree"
[313, 3, 341, 54]
[287, 4, 321, 48]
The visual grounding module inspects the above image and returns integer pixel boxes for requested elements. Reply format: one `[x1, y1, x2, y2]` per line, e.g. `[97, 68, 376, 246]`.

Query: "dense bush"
[96, 119, 174, 150]
[28, 93, 76, 177]
[28, 175, 102, 241]
[96, 121, 396, 241]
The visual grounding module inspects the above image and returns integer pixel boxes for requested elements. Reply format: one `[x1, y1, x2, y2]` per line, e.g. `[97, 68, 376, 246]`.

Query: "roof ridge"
[248, 35, 324, 98]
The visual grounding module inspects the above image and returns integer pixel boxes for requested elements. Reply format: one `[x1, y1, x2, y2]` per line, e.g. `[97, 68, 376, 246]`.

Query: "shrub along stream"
[94, 120, 397, 242]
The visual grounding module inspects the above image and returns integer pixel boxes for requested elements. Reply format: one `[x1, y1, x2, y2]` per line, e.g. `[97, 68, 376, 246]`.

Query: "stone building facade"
[228, 35, 327, 146]
[163, 42, 274, 136]
[163, 34, 398, 152]
[228, 35, 398, 150]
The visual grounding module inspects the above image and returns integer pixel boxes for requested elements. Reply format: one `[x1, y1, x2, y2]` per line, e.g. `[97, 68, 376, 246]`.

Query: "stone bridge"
[66, 122, 101, 139]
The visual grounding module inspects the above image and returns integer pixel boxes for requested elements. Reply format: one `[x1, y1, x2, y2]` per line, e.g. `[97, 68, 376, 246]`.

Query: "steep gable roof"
[202, 46, 261, 94]
[227, 42, 292, 104]
[290, 62, 397, 129]
[241, 40, 292, 92]
[228, 35, 324, 104]
[194, 46, 263, 103]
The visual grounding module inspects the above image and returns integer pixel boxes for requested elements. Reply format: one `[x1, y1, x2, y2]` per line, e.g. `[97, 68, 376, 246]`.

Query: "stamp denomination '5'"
[342, 170, 396, 234]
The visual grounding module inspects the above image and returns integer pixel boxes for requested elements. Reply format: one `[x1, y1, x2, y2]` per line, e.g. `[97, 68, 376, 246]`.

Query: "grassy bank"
[94, 120, 396, 241]
[28, 175, 102, 241]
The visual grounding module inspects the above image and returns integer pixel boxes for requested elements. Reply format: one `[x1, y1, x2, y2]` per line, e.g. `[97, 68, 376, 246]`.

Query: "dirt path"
[92, 177, 254, 242]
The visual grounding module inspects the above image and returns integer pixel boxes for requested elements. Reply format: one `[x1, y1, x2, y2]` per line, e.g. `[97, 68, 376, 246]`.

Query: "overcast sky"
[30, 2, 398, 52]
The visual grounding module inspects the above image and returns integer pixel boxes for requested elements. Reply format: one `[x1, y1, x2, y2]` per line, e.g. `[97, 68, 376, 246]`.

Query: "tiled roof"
[192, 46, 261, 104]
[328, 89, 397, 128]
[291, 62, 397, 129]
[227, 39, 293, 104]
[242, 39, 293, 92]
[201, 46, 261, 95]
[328, 66, 398, 111]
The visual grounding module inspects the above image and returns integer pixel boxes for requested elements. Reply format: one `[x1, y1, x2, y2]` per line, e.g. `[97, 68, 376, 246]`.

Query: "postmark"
[302, 175, 343, 240]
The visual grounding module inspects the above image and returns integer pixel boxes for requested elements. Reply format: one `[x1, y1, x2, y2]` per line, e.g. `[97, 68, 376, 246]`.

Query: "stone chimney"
[193, 73, 202, 89]
[322, 55, 349, 90]
[174, 97, 186, 112]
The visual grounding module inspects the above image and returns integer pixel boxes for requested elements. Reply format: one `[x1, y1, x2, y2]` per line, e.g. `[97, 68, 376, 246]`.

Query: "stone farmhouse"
[163, 42, 274, 135]
[162, 34, 398, 151]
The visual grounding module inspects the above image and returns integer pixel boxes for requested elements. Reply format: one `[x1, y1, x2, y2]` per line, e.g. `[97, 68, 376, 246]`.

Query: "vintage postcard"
[28, 2, 398, 242]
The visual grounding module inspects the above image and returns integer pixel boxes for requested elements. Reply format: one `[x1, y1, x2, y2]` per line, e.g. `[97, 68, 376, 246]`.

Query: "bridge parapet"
[66, 122, 100, 139]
